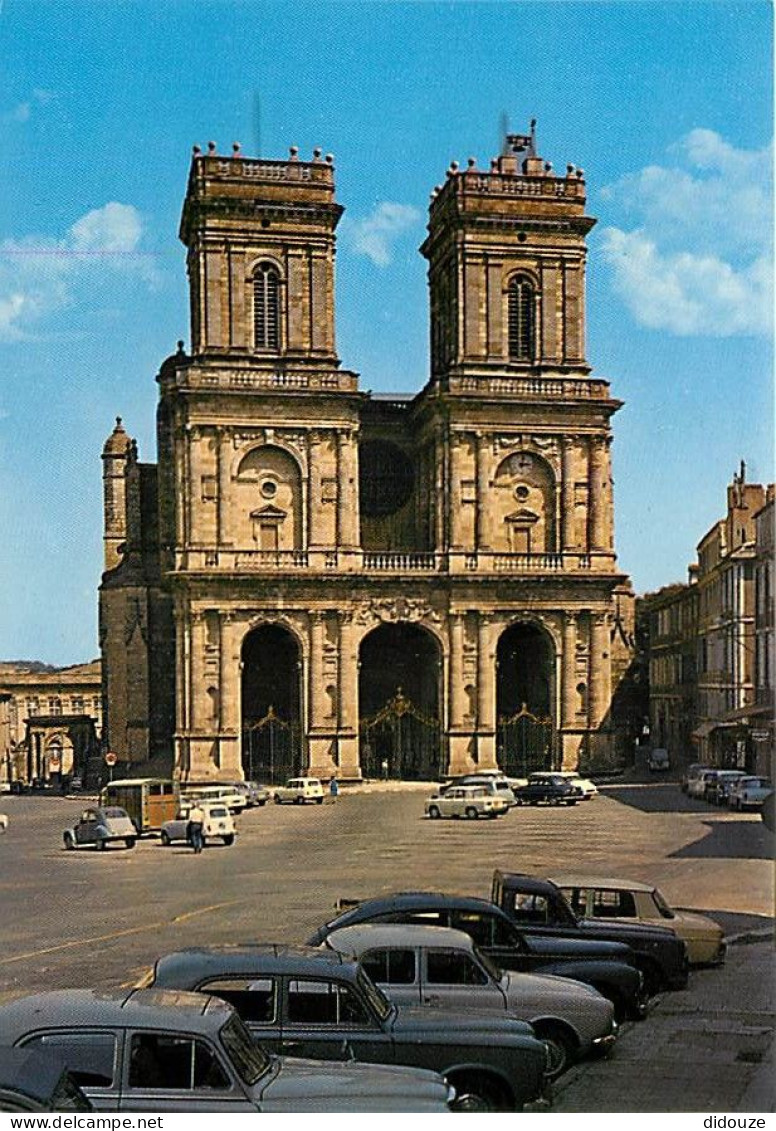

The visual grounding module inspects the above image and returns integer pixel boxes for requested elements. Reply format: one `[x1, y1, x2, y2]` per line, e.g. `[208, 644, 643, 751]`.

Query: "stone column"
[449, 613, 465, 728]
[188, 427, 201, 548]
[475, 433, 491, 550]
[561, 437, 576, 552]
[307, 431, 324, 549]
[588, 436, 608, 551]
[217, 428, 232, 547]
[588, 612, 611, 729]
[309, 613, 326, 729]
[218, 613, 242, 778]
[336, 429, 358, 550]
[561, 613, 578, 728]
[477, 614, 497, 767]
[337, 612, 360, 777]
[448, 434, 464, 550]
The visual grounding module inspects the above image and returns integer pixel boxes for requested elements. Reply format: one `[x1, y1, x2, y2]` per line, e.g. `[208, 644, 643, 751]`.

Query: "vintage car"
[180, 784, 248, 813]
[63, 807, 137, 851]
[141, 944, 551, 1111]
[325, 923, 617, 1078]
[308, 892, 647, 1021]
[426, 784, 510, 819]
[681, 764, 711, 794]
[239, 781, 271, 807]
[0, 1047, 93, 1112]
[647, 748, 670, 772]
[0, 989, 453, 1113]
[160, 803, 236, 847]
[727, 776, 773, 811]
[440, 774, 517, 805]
[529, 771, 598, 799]
[513, 775, 583, 806]
[551, 876, 726, 966]
[274, 777, 325, 805]
[708, 770, 748, 806]
[491, 873, 689, 995]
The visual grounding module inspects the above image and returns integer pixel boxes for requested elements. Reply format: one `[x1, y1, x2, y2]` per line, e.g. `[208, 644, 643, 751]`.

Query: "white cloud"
[600, 129, 772, 336]
[1, 88, 56, 126]
[0, 203, 156, 341]
[341, 201, 421, 267]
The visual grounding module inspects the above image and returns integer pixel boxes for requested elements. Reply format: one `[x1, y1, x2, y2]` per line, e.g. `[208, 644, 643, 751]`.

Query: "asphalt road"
[0, 780, 771, 1002]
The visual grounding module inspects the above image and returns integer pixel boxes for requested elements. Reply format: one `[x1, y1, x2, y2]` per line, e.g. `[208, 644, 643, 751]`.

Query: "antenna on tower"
[253, 92, 262, 157]
[499, 110, 510, 155]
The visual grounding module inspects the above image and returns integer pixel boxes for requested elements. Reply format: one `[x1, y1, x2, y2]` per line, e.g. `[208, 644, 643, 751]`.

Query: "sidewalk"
[553, 937, 775, 1113]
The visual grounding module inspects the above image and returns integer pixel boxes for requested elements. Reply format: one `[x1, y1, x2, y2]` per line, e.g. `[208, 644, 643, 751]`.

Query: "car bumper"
[591, 1019, 619, 1056]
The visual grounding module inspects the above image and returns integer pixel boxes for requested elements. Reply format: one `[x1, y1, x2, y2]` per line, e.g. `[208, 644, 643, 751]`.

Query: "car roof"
[549, 875, 656, 894]
[326, 892, 511, 929]
[0, 989, 231, 1041]
[328, 924, 476, 953]
[153, 945, 361, 985]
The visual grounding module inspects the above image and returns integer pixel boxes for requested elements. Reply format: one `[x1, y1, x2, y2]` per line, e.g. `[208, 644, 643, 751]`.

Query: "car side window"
[393, 910, 448, 928]
[361, 948, 416, 985]
[426, 949, 488, 986]
[510, 894, 550, 924]
[593, 890, 637, 918]
[286, 979, 371, 1026]
[200, 977, 277, 1024]
[23, 1032, 117, 1089]
[128, 1033, 229, 1090]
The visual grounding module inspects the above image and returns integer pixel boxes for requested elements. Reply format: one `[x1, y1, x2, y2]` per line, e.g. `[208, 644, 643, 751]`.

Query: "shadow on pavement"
[599, 782, 710, 813]
[688, 908, 774, 939]
[669, 819, 773, 860]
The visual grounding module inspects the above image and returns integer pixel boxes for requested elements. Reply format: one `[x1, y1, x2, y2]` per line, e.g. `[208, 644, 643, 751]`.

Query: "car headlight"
[446, 1081, 457, 1106]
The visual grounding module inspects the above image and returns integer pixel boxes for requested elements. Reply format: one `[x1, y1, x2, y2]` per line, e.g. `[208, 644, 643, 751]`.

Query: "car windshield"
[219, 1013, 270, 1085]
[103, 807, 128, 819]
[651, 889, 675, 920]
[208, 807, 229, 818]
[357, 967, 393, 1021]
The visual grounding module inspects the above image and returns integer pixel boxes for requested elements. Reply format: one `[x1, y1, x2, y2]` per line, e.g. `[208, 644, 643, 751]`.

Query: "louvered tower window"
[508, 275, 535, 361]
[253, 263, 280, 349]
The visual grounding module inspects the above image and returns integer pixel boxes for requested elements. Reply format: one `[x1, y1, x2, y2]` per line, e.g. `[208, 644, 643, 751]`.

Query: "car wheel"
[223, 834, 235, 845]
[465, 806, 479, 820]
[160, 830, 171, 846]
[125, 837, 136, 849]
[96, 837, 106, 851]
[274, 795, 282, 804]
[566, 799, 578, 806]
[535, 1024, 575, 1079]
[448, 1072, 507, 1113]
[428, 805, 441, 819]
[316, 797, 324, 805]
[258, 799, 267, 807]
[638, 959, 663, 998]
[63, 831, 75, 850]
[295, 796, 304, 805]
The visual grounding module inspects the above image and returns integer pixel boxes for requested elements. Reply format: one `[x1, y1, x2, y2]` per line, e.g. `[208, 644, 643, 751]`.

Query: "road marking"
[172, 899, 246, 924]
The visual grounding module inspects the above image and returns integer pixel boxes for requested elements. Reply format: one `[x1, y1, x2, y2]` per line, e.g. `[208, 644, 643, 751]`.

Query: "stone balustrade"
[176, 548, 605, 575]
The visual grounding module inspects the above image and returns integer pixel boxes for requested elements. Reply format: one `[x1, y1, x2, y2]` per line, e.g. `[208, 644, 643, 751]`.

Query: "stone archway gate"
[359, 688, 442, 781]
[498, 702, 559, 776]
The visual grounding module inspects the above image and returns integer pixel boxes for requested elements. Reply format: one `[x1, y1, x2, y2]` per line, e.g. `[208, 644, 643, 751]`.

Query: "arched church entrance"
[358, 623, 442, 780]
[496, 621, 558, 775]
[241, 624, 302, 784]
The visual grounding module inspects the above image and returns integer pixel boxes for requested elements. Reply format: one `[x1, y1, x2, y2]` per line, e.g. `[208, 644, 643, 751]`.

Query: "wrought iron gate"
[360, 689, 442, 780]
[499, 703, 558, 776]
[242, 706, 301, 785]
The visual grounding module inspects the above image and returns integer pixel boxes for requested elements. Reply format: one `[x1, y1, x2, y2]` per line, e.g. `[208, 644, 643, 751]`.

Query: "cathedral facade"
[99, 128, 635, 784]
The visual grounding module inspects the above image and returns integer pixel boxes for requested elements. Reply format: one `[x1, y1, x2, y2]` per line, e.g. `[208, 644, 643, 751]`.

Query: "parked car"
[181, 784, 248, 813]
[551, 876, 726, 966]
[681, 763, 710, 794]
[708, 770, 748, 806]
[242, 781, 271, 807]
[726, 777, 773, 811]
[0, 989, 453, 1112]
[160, 803, 236, 847]
[647, 748, 670, 772]
[308, 892, 647, 1021]
[63, 807, 137, 851]
[529, 771, 598, 799]
[687, 769, 719, 799]
[491, 872, 689, 995]
[325, 923, 617, 1078]
[0, 1046, 93, 1112]
[100, 779, 179, 834]
[141, 945, 550, 1111]
[426, 784, 510, 820]
[441, 774, 517, 805]
[513, 775, 583, 806]
[273, 777, 325, 805]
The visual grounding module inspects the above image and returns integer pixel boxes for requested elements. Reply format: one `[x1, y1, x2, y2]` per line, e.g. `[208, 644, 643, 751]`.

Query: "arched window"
[508, 275, 535, 361]
[253, 263, 280, 350]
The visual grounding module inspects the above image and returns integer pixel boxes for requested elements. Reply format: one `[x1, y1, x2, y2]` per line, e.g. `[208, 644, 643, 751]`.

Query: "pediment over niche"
[250, 505, 287, 520]
[505, 508, 539, 524]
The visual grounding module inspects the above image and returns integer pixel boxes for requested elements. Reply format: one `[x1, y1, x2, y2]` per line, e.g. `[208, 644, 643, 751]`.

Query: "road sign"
[105, 752, 118, 767]
[751, 730, 770, 741]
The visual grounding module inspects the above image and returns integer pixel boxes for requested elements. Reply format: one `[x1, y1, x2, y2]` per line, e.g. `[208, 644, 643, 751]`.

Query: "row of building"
[644, 467, 773, 778]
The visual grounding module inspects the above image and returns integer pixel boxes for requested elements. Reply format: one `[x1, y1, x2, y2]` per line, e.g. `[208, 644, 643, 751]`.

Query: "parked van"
[99, 778, 179, 834]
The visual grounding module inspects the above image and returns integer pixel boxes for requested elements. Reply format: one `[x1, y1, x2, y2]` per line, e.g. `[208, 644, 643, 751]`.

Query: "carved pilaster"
[561, 437, 576, 551]
[561, 612, 578, 728]
[475, 433, 491, 550]
[449, 613, 466, 729]
[449, 434, 465, 550]
[588, 611, 611, 729]
[309, 612, 326, 729]
[588, 436, 608, 551]
[306, 430, 325, 548]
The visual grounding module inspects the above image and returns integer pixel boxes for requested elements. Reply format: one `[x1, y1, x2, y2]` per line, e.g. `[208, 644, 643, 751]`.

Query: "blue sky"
[0, 0, 772, 664]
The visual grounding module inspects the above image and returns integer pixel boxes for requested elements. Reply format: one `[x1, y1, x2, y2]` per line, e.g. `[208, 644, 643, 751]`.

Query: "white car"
[180, 784, 248, 812]
[426, 784, 510, 819]
[530, 770, 598, 798]
[160, 803, 236, 847]
[727, 776, 773, 811]
[274, 777, 325, 804]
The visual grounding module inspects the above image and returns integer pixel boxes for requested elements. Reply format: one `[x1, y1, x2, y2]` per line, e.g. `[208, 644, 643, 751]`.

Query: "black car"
[513, 775, 583, 806]
[0, 1047, 93, 1112]
[142, 944, 551, 1111]
[491, 873, 690, 995]
[308, 893, 648, 1021]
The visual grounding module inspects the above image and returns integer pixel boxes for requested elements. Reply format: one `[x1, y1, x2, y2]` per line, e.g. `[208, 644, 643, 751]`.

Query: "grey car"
[0, 989, 453, 1112]
[0, 1047, 93, 1112]
[63, 806, 137, 851]
[325, 923, 617, 1077]
[142, 944, 551, 1111]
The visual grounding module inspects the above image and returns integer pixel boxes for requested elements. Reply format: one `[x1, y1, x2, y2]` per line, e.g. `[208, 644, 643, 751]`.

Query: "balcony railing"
[176, 548, 606, 575]
[362, 552, 441, 572]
